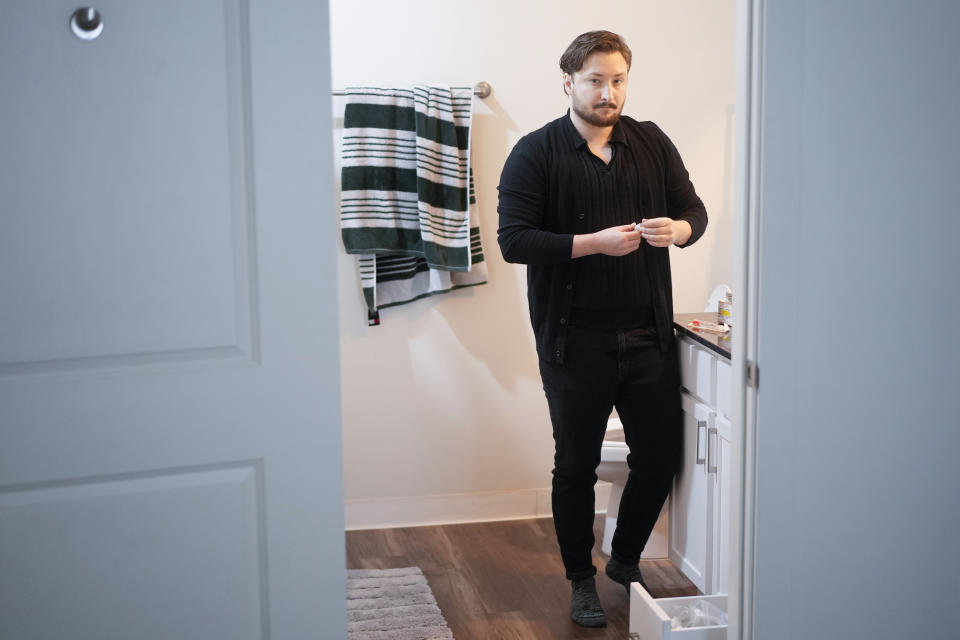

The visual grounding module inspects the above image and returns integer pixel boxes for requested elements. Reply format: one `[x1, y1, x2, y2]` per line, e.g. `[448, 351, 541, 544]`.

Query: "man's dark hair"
[559, 30, 633, 76]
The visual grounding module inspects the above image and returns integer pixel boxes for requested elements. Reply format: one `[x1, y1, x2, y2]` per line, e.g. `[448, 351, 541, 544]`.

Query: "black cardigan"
[497, 112, 708, 363]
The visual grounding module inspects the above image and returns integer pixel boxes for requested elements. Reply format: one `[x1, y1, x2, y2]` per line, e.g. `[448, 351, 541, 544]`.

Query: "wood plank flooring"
[346, 515, 699, 639]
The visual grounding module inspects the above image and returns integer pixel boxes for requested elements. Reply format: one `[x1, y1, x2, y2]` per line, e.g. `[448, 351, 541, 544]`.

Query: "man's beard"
[571, 94, 623, 127]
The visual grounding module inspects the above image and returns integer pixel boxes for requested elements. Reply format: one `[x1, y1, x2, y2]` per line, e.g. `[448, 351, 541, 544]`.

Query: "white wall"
[330, 0, 736, 526]
[750, 1, 960, 638]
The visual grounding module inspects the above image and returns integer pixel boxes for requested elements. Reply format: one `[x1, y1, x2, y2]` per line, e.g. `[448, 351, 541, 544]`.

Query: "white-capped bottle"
[718, 291, 732, 327]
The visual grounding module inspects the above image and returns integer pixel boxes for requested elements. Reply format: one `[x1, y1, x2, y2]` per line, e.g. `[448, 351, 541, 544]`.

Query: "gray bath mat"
[346, 567, 454, 640]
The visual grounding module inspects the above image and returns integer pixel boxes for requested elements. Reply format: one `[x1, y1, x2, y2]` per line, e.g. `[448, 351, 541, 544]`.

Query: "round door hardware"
[70, 8, 103, 41]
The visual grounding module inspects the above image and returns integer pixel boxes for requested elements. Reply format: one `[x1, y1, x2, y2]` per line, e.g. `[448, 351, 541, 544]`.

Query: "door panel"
[0, 463, 265, 639]
[1, 0, 253, 374]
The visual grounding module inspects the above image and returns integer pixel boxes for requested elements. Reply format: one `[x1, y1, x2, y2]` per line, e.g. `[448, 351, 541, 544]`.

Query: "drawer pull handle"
[696, 420, 707, 465]
[708, 427, 718, 474]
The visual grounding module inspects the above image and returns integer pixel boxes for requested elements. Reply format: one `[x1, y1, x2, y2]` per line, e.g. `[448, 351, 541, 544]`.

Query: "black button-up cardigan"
[497, 112, 708, 363]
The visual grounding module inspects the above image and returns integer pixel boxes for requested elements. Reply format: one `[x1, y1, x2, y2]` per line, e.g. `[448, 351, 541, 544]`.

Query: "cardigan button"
[559, 317, 566, 324]
[577, 212, 585, 220]
[555, 350, 562, 358]
[566, 283, 573, 290]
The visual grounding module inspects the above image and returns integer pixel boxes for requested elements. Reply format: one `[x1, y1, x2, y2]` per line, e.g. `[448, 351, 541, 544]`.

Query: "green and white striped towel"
[339, 86, 487, 320]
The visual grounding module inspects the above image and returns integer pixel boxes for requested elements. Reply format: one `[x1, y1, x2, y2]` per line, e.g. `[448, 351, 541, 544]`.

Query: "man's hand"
[572, 223, 642, 258]
[637, 217, 692, 247]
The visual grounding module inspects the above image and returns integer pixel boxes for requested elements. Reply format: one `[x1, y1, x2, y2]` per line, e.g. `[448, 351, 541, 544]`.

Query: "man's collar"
[609, 120, 627, 145]
[563, 110, 628, 149]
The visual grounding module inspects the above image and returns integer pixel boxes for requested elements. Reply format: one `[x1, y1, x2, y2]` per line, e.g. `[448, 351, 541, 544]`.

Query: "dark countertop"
[674, 312, 732, 360]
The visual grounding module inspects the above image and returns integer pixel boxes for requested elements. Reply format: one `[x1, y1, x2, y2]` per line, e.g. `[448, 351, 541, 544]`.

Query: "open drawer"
[629, 583, 727, 640]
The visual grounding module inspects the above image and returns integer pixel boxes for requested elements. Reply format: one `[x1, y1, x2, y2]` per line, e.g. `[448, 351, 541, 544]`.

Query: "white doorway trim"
[731, 0, 764, 638]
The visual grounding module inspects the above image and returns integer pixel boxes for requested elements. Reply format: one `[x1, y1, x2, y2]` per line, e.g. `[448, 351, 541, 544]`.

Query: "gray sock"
[570, 576, 607, 627]
[605, 556, 649, 595]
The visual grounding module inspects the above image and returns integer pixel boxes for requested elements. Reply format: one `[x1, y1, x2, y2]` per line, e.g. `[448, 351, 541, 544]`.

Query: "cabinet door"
[709, 414, 733, 595]
[670, 392, 713, 593]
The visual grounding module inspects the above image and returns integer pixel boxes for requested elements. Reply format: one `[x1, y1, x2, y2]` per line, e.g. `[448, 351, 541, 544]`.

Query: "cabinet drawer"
[678, 338, 715, 405]
[630, 583, 727, 640]
[715, 358, 731, 419]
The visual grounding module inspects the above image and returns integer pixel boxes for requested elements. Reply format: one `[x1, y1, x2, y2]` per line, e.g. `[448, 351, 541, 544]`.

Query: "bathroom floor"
[346, 515, 698, 639]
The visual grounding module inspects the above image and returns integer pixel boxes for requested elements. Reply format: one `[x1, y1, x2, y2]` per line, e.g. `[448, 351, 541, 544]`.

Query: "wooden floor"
[346, 515, 698, 640]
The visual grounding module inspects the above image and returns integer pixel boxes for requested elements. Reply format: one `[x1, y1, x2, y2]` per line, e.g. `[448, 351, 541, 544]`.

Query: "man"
[497, 31, 708, 628]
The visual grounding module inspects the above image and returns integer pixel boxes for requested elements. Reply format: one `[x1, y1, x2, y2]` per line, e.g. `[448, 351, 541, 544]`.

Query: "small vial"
[718, 292, 732, 327]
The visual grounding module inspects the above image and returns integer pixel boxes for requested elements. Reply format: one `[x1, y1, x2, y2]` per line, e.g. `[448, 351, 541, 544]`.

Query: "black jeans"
[538, 325, 682, 580]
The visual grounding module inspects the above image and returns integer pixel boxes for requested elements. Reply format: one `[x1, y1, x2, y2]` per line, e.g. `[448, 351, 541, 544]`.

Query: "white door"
[735, 3, 960, 638]
[0, 2, 345, 639]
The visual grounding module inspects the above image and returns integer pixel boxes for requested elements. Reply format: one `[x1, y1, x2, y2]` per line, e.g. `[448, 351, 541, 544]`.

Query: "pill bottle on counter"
[718, 291, 732, 327]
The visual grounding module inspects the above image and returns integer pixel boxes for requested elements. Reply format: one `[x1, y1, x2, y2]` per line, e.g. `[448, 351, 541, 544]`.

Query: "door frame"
[730, 0, 763, 638]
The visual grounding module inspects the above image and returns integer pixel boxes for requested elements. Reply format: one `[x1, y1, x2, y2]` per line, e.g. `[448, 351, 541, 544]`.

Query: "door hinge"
[746, 360, 759, 388]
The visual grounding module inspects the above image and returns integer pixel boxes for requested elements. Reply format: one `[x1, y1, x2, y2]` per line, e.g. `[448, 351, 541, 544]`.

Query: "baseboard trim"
[345, 483, 613, 530]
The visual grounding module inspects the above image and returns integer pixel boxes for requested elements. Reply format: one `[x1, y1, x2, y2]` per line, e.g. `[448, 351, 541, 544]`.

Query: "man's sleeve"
[497, 139, 574, 264]
[658, 125, 708, 248]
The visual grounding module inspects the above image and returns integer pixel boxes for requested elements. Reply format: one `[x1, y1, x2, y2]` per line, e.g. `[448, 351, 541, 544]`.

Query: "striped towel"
[340, 86, 487, 321]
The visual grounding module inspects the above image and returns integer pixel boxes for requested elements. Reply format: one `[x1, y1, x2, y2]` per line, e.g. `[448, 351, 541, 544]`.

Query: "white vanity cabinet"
[670, 325, 733, 597]
[630, 315, 733, 639]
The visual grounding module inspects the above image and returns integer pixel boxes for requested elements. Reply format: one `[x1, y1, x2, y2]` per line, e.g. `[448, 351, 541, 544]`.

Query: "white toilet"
[598, 416, 669, 558]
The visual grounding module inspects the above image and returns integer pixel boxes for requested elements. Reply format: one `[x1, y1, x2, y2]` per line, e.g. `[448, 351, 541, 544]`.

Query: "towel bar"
[332, 81, 492, 99]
